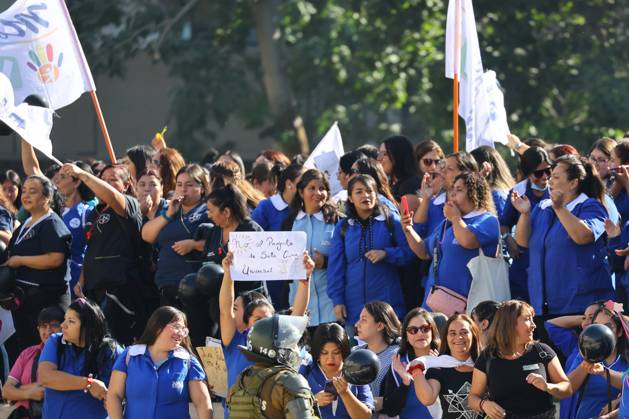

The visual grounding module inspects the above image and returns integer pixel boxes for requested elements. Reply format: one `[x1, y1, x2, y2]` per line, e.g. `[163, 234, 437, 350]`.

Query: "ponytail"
[275, 162, 303, 194]
[580, 159, 605, 203]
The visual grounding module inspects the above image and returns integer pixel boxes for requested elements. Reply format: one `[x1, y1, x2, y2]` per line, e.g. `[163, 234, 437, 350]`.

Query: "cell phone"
[401, 196, 410, 216]
[324, 381, 338, 398]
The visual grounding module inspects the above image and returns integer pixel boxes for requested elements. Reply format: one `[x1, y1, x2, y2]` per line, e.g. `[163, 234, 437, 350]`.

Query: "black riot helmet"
[239, 314, 308, 369]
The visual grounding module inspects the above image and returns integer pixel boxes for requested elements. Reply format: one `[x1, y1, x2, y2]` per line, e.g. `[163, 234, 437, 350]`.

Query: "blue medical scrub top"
[40, 333, 122, 419]
[301, 362, 374, 419]
[492, 189, 508, 219]
[620, 370, 629, 418]
[154, 202, 209, 289]
[424, 211, 500, 298]
[569, 353, 627, 419]
[62, 199, 96, 289]
[113, 344, 206, 419]
[546, 322, 581, 419]
[528, 194, 614, 315]
[251, 194, 290, 232]
[390, 353, 432, 419]
[500, 179, 550, 301]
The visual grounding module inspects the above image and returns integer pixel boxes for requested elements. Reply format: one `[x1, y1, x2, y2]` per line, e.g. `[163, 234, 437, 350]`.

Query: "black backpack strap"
[30, 348, 41, 383]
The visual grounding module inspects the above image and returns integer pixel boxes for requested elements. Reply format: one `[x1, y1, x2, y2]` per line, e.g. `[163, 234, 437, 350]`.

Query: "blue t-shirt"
[113, 344, 206, 419]
[222, 330, 253, 419]
[39, 333, 122, 419]
[154, 202, 209, 288]
[250, 194, 290, 232]
[425, 211, 500, 297]
[62, 199, 96, 286]
[0, 205, 13, 233]
[301, 362, 374, 419]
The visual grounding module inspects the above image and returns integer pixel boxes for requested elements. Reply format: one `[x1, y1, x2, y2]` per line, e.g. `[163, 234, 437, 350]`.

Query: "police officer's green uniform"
[227, 315, 320, 418]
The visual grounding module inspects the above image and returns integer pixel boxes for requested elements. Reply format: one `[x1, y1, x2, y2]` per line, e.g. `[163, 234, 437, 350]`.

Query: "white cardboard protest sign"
[229, 231, 307, 281]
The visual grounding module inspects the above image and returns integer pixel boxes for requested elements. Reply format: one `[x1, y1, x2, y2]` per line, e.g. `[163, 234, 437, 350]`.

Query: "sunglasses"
[532, 168, 551, 178]
[421, 158, 443, 167]
[406, 324, 432, 335]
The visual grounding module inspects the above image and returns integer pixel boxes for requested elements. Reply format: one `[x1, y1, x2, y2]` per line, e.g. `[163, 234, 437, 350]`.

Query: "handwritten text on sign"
[229, 231, 307, 281]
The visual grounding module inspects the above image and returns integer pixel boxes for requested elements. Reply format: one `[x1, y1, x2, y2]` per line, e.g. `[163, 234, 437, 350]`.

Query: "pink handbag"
[426, 285, 467, 317]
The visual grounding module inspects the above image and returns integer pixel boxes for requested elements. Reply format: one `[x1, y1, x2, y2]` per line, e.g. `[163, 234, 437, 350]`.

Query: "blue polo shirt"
[154, 202, 209, 289]
[528, 194, 613, 315]
[113, 344, 206, 419]
[40, 333, 122, 419]
[223, 330, 253, 419]
[424, 211, 500, 298]
[301, 361, 374, 419]
[62, 199, 96, 289]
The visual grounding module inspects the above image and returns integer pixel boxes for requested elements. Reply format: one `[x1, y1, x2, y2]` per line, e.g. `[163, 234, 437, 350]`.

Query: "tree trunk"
[252, 0, 310, 155]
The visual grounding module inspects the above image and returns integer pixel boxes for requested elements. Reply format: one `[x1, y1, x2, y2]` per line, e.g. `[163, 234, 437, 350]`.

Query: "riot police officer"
[227, 314, 320, 418]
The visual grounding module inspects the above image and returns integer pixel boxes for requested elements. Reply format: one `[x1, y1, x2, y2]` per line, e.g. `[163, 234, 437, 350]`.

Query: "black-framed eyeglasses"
[532, 168, 551, 178]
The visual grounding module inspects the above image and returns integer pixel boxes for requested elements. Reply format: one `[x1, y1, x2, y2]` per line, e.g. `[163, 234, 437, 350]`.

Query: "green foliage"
[69, 0, 629, 156]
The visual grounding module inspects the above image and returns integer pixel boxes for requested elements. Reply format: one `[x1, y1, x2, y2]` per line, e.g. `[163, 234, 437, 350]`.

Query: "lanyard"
[15, 212, 52, 245]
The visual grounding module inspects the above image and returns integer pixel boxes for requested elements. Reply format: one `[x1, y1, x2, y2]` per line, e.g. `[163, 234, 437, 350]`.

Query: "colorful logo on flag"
[26, 43, 63, 84]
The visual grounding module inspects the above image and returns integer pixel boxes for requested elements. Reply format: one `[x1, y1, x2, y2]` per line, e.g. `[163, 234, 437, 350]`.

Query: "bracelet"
[163, 213, 174, 223]
[407, 361, 425, 376]
[83, 374, 94, 393]
[479, 398, 486, 413]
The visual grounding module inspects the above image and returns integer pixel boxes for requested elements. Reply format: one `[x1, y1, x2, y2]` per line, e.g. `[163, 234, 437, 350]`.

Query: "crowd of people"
[0, 129, 628, 418]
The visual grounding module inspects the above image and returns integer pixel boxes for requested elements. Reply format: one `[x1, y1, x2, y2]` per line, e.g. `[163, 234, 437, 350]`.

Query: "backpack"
[227, 364, 293, 418]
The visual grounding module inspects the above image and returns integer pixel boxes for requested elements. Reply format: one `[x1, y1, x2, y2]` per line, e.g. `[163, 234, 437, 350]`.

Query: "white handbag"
[466, 239, 511, 315]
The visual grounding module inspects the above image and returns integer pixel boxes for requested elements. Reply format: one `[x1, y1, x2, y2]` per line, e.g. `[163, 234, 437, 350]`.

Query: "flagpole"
[90, 91, 117, 164]
[453, 0, 461, 153]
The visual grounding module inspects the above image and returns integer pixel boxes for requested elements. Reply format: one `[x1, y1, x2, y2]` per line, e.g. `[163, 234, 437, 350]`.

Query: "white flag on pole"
[0, 72, 56, 162]
[445, 0, 509, 151]
[304, 122, 345, 195]
[0, 0, 96, 110]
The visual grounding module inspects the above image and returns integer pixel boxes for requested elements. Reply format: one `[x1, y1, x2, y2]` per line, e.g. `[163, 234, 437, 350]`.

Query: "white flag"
[474, 70, 509, 148]
[0, 71, 55, 160]
[445, 0, 485, 151]
[0, 0, 96, 110]
[304, 122, 345, 195]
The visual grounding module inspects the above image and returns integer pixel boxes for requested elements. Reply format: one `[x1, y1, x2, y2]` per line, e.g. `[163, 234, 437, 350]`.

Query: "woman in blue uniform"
[327, 174, 413, 331]
[285, 169, 340, 329]
[141, 164, 210, 307]
[380, 308, 440, 418]
[106, 306, 212, 419]
[500, 147, 552, 301]
[38, 299, 123, 419]
[251, 161, 304, 309]
[350, 157, 399, 215]
[609, 141, 629, 220]
[402, 172, 500, 310]
[302, 323, 374, 419]
[5, 175, 71, 360]
[512, 154, 614, 317]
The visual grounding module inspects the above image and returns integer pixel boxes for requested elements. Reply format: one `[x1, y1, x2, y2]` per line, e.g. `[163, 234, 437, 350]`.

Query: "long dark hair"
[554, 154, 605, 203]
[398, 308, 440, 358]
[353, 158, 397, 205]
[284, 169, 339, 229]
[273, 161, 304, 195]
[176, 164, 210, 200]
[137, 306, 193, 353]
[591, 306, 629, 362]
[345, 175, 388, 220]
[382, 135, 419, 181]
[0, 169, 21, 212]
[58, 298, 117, 379]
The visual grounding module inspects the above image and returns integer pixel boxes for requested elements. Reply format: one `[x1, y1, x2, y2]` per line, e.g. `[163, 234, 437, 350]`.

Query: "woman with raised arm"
[219, 250, 313, 419]
[60, 163, 144, 345]
[512, 154, 614, 317]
